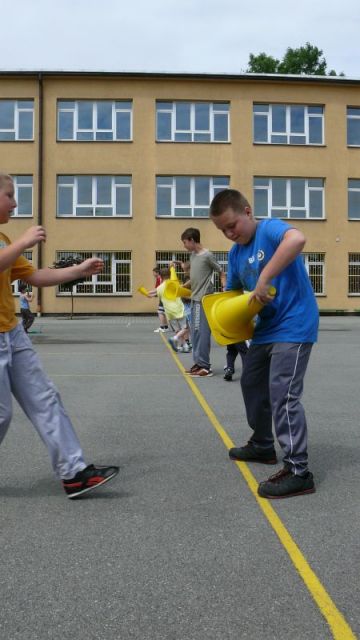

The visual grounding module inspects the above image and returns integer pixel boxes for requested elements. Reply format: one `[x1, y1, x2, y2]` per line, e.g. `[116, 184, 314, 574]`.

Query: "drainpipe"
[36, 72, 43, 315]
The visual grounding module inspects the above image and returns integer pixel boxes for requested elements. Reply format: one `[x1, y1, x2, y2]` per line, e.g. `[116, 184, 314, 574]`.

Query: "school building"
[1, 70, 360, 314]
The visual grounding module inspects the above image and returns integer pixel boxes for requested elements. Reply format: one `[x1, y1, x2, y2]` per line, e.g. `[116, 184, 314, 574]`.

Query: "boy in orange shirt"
[0, 173, 119, 499]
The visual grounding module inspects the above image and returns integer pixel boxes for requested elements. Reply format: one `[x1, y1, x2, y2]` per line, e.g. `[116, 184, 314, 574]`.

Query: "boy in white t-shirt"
[147, 267, 189, 352]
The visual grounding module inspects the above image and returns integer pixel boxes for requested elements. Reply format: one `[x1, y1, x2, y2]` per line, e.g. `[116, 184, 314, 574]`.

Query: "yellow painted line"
[49, 373, 179, 377]
[161, 334, 357, 640]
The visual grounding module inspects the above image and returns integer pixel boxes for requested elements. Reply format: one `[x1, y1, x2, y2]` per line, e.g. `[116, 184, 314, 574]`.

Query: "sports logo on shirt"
[248, 249, 265, 264]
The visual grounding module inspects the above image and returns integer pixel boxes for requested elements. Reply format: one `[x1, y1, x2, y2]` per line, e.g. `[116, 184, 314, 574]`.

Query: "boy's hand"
[20, 226, 46, 249]
[77, 257, 104, 277]
[249, 281, 275, 305]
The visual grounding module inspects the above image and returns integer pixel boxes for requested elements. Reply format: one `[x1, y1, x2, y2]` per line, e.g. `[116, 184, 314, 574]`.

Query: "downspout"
[36, 72, 43, 315]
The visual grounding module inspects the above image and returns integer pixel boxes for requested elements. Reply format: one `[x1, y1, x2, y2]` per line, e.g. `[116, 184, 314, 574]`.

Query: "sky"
[0, 0, 359, 78]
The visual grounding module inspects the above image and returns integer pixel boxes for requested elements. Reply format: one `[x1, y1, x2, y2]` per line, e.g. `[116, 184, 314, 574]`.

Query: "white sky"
[0, 0, 359, 77]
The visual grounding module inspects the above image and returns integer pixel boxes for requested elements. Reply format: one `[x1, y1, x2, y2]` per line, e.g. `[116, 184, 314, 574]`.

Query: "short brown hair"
[209, 189, 250, 217]
[180, 228, 200, 243]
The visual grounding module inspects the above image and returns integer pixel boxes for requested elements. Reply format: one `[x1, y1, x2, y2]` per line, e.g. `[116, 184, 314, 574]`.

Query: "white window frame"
[56, 251, 132, 296]
[57, 100, 133, 141]
[348, 253, 360, 295]
[348, 179, 360, 219]
[12, 250, 33, 295]
[0, 99, 34, 141]
[57, 175, 132, 217]
[156, 176, 230, 218]
[302, 253, 325, 296]
[11, 176, 33, 217]
[254, 177, 325, 219]
[347, 107, 360, 147]
[156, 102, 230, 142]
[253, 104, 324, 145]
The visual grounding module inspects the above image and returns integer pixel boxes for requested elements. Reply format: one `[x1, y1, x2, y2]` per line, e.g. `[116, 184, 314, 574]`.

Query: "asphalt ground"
[0, 315, 359, 640]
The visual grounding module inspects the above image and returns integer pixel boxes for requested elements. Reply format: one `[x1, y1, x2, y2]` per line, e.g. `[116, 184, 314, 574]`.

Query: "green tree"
[247, 43, 344, 76]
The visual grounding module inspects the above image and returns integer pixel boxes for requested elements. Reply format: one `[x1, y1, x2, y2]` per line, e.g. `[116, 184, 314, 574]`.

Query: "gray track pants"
[191, 301, 211, 370]
[0, 324, 86, 480]
[240, 342, 313, 475]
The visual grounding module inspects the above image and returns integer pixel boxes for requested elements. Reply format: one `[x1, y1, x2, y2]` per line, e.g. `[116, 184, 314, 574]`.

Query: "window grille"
[348, 253, 360, 295]
[56, 251, 132, 295]
[302, 253, 325, 295]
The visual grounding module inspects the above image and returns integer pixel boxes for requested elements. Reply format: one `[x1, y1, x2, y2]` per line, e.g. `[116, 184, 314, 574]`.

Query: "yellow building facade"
[1, 71, 360, 314]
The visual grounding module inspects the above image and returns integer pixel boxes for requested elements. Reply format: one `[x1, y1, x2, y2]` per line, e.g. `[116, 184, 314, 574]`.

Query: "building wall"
[1, 72, 360, 313]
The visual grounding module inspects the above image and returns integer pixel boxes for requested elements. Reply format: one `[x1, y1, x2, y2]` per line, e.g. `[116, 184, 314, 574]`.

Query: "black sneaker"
[258, 467, 315, 499]
[63, 464, 119, 499]
[229, 442, 277, 464]
[223, 367, 234, 381]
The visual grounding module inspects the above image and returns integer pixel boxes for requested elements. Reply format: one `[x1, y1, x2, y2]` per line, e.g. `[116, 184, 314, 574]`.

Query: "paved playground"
[0, 315, 359, 640]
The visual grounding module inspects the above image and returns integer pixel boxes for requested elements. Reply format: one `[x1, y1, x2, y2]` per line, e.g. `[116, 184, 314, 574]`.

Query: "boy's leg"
[269, 342, 313, 475]
[0, 334, 14, 445]
[236, 341, 249, 367]
[226, 344, 238, 370]
[240, 344, 274, 450]
[8, 326, 86, 480]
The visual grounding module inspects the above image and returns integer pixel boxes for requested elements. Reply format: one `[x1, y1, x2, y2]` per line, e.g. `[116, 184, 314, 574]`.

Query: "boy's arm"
[24, 258, 104, 287]
[250, 228, 306, 304]
[0, 227, 46, 272]
[146, 288, 157, 298]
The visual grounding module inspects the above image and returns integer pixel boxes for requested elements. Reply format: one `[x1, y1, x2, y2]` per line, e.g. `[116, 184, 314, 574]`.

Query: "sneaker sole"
[258, 485, 316, 499]
[229, 453, 277, 464]
[66, 469, 119, 499]
[190, 372, 214, 377]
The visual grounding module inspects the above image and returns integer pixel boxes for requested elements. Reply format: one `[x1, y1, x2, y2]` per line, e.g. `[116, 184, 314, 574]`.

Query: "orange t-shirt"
[0, 232, 36, 332]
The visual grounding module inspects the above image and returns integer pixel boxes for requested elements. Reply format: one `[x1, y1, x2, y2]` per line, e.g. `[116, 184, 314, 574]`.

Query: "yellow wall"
[1, 72, 360, 313]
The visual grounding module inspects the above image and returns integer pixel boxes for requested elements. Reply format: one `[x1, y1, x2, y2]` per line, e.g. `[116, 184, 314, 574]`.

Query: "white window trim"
[302, 253, 326, 296]
[156, 176, 230, 218]
[254, 177, 325, 220]
[156, 102, 230, 142]
[348, 253, 360, 295]
[57, 100, 133, 141]
[347, 108, 360, 147]
[253, 104, 324, 145]
[348, 180, 360, 219]
[57, 175, 132, 218]
[0, 100, 34, 141]
[56, 251, 132, 296]
[11, 176, 33, 217]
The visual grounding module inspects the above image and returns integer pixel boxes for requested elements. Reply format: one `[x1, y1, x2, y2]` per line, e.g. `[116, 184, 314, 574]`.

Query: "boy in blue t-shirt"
[209, 188, 319, 499]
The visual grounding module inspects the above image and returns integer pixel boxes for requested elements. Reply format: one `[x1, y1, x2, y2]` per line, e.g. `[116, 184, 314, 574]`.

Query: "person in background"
[19, 283, 35, 333]
[152, 266, 169, 333]
[181, 228, 226, 378]
[223, 341, 249, 381]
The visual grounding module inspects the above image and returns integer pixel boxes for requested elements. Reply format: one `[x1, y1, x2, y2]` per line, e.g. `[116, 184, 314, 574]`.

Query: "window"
[155, 250, 228, 293]
[349, 253, 360, 295]
[253, 104, 323, 145]
[0, 100, 34, 141]
[11, 176, 33, 217]
[347, 107, 360, 146]
[56, 251, 132, 295]
[57, 176, 132, 217]
[12, 250, 33, 295]
[302, 253, 325, 295]
[156, 102, 230, 142]
[156, 176, 230, 218]
[57, 100, 132, 141]
[253, 177, 325, 219]
[348, 179, 360, 219]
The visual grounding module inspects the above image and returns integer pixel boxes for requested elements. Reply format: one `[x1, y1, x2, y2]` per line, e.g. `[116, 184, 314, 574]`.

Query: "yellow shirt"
[0, 232, 36, 332]
[156, 281, 185, 321]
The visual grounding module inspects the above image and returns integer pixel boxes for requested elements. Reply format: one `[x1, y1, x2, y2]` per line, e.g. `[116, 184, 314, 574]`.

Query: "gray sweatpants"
[191, 301, 211, 370]
[0, 324, 86, 480]
[240, 342, 313, 475]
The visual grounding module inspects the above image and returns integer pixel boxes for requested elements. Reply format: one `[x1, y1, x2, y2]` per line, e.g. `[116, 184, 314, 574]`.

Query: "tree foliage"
[247, 43, 344, 76]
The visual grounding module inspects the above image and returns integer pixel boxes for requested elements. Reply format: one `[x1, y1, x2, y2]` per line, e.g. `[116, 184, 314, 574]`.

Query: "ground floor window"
[56, 250, 132, 295]
[12, 250, 33, 295]
[348, 253, 360, 295]
[302, 253, 325, 295]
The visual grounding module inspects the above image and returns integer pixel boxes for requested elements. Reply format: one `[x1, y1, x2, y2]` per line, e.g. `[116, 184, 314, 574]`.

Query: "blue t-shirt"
[226, 219, 319, 344]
